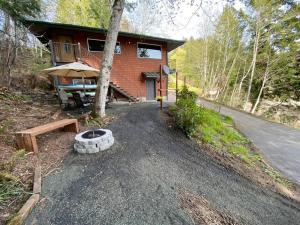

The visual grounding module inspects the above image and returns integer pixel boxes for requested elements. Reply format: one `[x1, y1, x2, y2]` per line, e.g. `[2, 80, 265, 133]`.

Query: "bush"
[170, 86, 259, 165]
[170, 86, 202, 136]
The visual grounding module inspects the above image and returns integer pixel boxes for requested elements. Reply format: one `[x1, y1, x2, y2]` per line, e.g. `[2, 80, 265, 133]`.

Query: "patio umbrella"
[43, 62, 99, 95]
[43, 62, 99, 77]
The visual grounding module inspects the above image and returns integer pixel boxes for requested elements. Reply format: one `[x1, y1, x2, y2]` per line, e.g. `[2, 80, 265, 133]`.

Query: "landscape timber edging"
[7, 161, 42, 225]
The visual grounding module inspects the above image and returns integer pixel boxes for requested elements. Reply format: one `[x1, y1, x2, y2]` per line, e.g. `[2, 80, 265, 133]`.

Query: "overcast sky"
[141, 0, 246, 40]
[159, 0, 244, 40]
[40, 0, 246, 41]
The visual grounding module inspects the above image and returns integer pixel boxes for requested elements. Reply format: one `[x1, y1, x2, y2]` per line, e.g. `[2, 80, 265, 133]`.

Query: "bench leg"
[31, 136, 39, 153]
[16, 133, 25, 150]
[64, 122, 79, 133]
[16, 134, 38, 153]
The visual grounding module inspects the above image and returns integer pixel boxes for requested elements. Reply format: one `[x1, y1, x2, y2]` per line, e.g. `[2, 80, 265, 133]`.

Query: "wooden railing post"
[77, 42, 82, 62]
[49, 40, 56, 66]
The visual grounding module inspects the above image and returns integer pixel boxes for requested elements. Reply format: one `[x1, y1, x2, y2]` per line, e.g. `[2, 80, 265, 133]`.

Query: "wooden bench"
[16, 119, 79, 153]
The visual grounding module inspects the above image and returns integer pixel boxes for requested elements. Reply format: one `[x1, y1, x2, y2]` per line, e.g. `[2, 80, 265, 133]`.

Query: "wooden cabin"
[24, 20, 184, 101]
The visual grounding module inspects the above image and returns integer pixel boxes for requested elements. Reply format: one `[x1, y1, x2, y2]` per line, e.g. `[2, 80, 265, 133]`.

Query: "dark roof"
[142, 72, 160, 79]
[23, 19, 185, 52]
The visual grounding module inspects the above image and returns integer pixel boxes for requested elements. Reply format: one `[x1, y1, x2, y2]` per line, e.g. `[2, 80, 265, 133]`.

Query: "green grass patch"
[171, 86, 260, 165]
[0, 119, 14, 135]
[168, 76, 201, 94]
[0, 173, 25, 205]
[261, 164, 291, 187]
[0, 150, 27, 207]
[171, 86, 293, 188]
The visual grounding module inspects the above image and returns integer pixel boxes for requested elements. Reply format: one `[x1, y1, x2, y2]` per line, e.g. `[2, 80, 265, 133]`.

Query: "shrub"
[170, 86, 259, 165]
[170, 86, 202, 136]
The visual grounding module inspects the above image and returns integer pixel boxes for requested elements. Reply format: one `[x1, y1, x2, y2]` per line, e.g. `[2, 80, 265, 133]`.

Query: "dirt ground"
[2, 87, 300, 225]
[0, 87, 113, 224]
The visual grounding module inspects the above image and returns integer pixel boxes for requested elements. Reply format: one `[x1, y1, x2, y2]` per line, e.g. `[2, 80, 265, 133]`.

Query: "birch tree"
[94, 0, 125, 117]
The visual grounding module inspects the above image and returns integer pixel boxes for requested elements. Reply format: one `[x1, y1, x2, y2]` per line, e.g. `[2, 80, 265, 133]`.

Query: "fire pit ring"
[74, 129, 114, 154]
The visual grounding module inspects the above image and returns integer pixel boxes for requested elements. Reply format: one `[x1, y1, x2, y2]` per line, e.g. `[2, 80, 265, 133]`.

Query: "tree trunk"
[94, 0, 125, 117]
[251, 33, 271, 114]
[244, 20, 260, 111]
[229, 64, 241, 106]
[250, 65, 268, 114]
[237, 60, 248, 101]
[202, 38, 208, 94]
[221, 42, 241, 103]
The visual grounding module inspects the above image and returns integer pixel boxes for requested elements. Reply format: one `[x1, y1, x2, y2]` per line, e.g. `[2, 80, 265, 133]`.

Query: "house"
[24, 20, 184, 102]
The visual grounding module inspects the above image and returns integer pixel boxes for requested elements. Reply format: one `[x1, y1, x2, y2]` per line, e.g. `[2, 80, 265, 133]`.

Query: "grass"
[0, 150, 27, 207]
[168, 75, 201, 94]
[171, 86, 292, 188]
[195, 108, 260, 165]
[0, 119, 14, 135]
[261, 164, 292, 187]
[0, 177, 24, 204]
[171, 86, 265, 166]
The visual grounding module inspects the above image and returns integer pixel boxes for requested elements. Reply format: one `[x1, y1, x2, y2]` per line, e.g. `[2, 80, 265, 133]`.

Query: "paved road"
[25, 104, 300, 225]
[198, 98, 300, 185]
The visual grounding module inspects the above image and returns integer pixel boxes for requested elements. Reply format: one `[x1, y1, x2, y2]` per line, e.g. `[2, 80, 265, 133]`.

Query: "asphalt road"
[197, 98, 300, 185]
[25, 104, 300, 225]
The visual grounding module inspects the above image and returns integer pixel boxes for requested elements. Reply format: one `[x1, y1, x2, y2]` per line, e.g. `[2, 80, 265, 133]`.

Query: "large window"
[87, 38, 121, 54]
[137, 43, 162, 59]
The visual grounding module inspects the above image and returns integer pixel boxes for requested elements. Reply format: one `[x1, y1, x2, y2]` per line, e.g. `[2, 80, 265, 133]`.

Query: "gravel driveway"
[25, 104, 300, 225]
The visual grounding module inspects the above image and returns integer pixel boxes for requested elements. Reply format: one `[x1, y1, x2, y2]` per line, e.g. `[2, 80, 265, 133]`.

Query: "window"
[87, 39, 121, 54]
[63, 43, 72, 53]
[137, 43, 162, 59]
[73, 79, 96, 85]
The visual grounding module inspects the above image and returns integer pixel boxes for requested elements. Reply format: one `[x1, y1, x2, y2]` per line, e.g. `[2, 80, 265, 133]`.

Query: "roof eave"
[22, 19, 185, 51]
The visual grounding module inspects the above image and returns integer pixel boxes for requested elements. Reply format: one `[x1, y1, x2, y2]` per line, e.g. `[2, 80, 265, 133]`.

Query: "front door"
[146, 80, 156, 100]
[55, 36, 76, 62]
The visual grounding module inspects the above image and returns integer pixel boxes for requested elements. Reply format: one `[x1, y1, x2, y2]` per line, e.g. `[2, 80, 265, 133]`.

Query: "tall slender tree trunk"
[244, 20, 260, 111]
[221, 43, 241, 102]
[250, 64, 268, 114]
[229, 64, 241, 106]
[94, 0, 125, 117]
[216, 34, 230, 100]
[202, 38, 208, 94]
[251, 33, 271, 114]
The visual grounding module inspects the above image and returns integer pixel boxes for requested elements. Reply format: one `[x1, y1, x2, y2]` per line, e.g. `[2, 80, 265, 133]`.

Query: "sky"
[164, 0, 226, 40]
[40, 0, 246, 41]
[128, 0, 246, 40]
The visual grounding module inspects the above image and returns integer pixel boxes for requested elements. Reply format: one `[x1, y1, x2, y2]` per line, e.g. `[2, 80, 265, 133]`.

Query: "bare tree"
[243, 18, 260, 111]
[94, 0, 125, 117]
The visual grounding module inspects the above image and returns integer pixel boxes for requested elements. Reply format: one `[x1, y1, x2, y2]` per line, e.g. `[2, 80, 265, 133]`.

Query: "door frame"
[54, 35, 76, 63]
[146, 79, 156, 101]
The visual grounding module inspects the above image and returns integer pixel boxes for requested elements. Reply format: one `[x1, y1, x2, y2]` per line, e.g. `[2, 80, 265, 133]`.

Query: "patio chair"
[58, 89, 74, 109]
[72, 92, 90, 108]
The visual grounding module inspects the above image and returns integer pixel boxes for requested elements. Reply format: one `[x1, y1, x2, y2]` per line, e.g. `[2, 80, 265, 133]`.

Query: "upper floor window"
[87, 38, 121, 54]
[64, 43, 72, 53]
[137, 43, 162, 59]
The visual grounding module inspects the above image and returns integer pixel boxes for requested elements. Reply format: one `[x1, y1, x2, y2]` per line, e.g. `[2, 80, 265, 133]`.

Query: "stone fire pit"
[74, 129, 114, 154]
